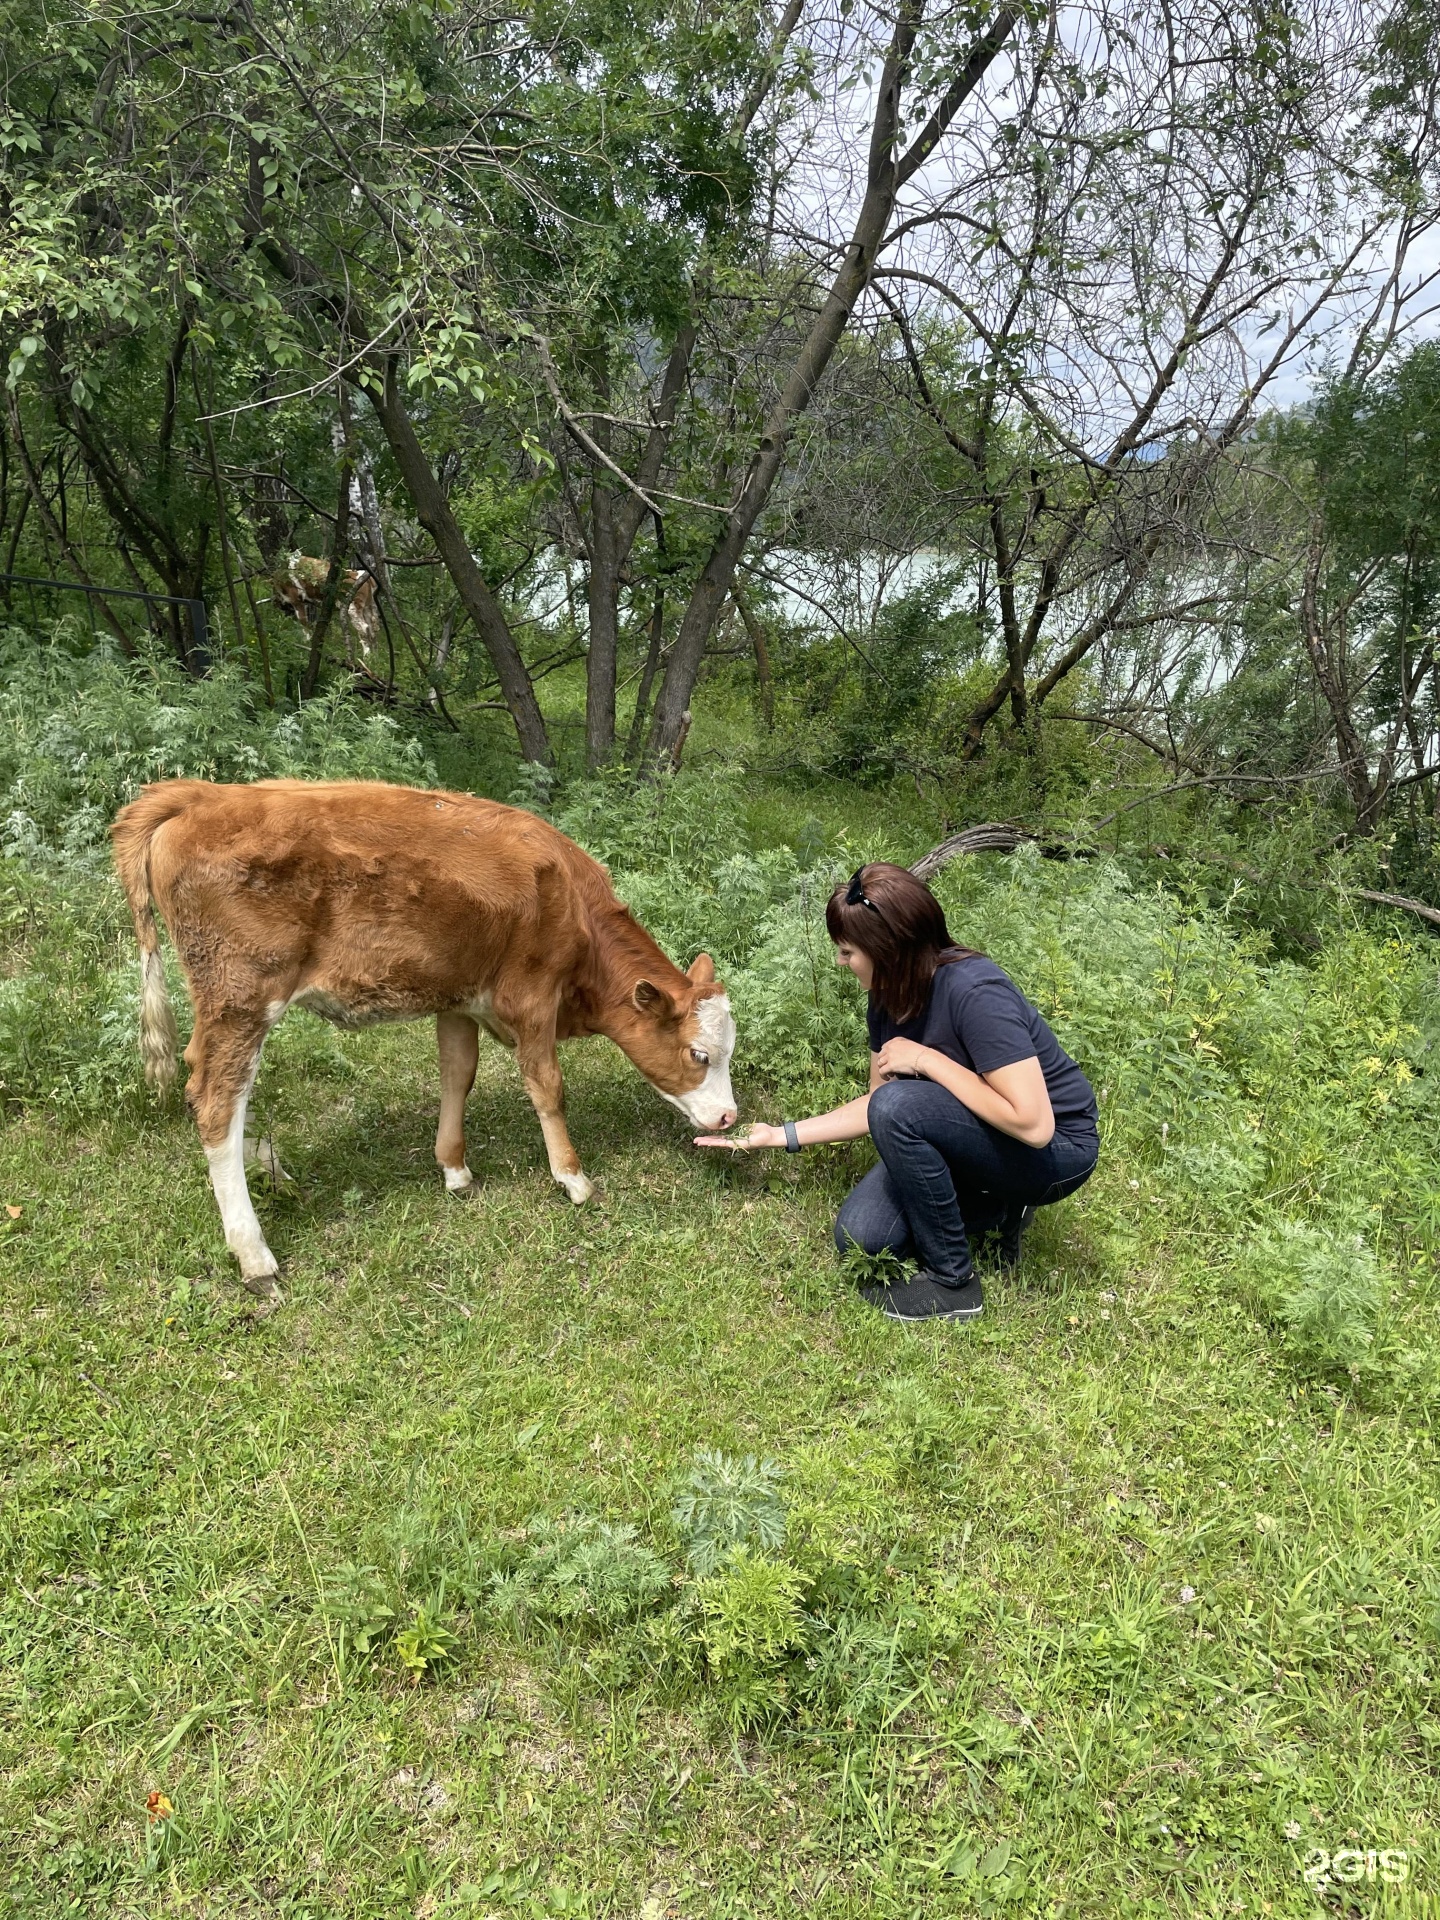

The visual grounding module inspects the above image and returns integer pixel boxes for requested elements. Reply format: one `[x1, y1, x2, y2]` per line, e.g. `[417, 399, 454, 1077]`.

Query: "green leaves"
[488, 1511, 671, 1630]
[693, 1544, 808, 1672]
[1241, 1222, 1387, 1385]
[0, 110, 40, 153]
[939, 1834, 1012, 1883]
[1303, 343, 1440, 568]
[394, 1602, 460, 1680]
[5, 335, 40, 390]
[671, 1448, 787, 1574]
[321, 1561, 398, 1666]
[320, 1566, 461, 1681]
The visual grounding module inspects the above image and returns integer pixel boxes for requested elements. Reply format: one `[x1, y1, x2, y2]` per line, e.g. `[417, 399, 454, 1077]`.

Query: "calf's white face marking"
[654, 993, 737, 1130]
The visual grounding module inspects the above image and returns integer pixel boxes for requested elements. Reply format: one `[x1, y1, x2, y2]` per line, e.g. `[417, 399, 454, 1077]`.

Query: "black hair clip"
[846, 867, 885, 917]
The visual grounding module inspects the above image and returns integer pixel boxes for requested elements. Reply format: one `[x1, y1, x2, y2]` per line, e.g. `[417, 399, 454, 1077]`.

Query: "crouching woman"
[696, 863, 1099, 1322]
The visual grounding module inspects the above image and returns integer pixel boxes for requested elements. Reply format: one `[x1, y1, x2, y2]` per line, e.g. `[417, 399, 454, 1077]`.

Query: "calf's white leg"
[207, 1085, 280, 1287]
[185, 1012, 281, 1297]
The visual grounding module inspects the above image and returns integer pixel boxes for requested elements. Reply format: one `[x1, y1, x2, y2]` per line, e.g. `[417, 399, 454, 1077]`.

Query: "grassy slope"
[2, 992, 1437, 1918]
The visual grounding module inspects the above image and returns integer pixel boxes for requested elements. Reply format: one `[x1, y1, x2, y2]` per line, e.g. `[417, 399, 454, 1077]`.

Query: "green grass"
[2, 1009, 1438, 1919]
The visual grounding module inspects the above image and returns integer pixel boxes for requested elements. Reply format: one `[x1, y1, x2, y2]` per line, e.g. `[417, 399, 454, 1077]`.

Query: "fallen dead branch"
[910, 828, 1440, 932]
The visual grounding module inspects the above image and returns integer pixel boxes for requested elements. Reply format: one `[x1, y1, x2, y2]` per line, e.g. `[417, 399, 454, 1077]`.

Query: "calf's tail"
[111, 787, 185, 1092]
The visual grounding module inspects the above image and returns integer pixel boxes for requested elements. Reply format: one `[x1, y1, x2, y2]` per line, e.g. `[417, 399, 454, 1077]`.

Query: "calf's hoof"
[241, 1271, 285, 1306]
[556, 1171, 594, 1205]
[235, 1240, 280, 1289]
[442, 1165, 476, 1197]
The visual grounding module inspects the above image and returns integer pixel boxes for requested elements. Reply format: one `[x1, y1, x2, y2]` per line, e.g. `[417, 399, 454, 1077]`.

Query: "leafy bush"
[691, 1546, 811, 1729]
[317, 1560, 459, 1682]
[693, 1546, 809, 1670]
[767, 571, 984, 783]
[671, 1450, 788, 1575]
[1242, 1222, 1386, 1382]
[489, 1512, 671, 1631]
[549, 765, 753, 878]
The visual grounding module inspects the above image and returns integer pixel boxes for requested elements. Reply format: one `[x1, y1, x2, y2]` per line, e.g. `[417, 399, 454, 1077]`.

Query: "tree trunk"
[300, 448, 351, 698]
[733, 587, 774, 729]
[585, 467, 620, 769]
[626, 586, 666, 763]
[560, 327, 696, 765]
[1299, 534, 1381, 830]
[360, 359, 551, 763]
[645, 180, 902, 759]
[646, 7, 1020, 763]
[988, 501, 1028, 728]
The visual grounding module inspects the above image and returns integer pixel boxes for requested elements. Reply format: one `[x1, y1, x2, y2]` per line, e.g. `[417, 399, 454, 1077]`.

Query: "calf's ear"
[687, 953, 716, 986]
[632, 979, 673, 1017]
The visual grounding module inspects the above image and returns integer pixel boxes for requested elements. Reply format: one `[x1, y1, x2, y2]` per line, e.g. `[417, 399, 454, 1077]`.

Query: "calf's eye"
[689, 1047, 710, 1066]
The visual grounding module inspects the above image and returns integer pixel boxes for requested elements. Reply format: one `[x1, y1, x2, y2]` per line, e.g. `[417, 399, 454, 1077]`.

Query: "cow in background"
[111, 780, 738, 1300]
[272, 554, 381, 668]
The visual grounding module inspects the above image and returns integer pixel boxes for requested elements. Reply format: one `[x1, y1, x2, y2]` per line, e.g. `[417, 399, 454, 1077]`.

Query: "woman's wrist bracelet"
[783, 1120, 801, 1153]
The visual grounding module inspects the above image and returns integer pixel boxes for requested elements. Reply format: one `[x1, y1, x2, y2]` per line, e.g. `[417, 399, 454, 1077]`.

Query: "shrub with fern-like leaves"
[691, 1545, 811, 1730]
[489, 1512, 671, 1631]
[1242, 1221, 1386, 1381]
[672, 1450, 787, 1575]
[693, 1547, 809, 1664]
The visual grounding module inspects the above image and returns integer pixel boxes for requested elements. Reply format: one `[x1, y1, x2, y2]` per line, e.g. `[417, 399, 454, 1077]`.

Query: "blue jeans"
[834, 1078, 1099, 1285]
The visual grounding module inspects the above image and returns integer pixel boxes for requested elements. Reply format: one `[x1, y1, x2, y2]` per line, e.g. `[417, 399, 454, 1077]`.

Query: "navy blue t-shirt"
[867, 953, 1098, 1137]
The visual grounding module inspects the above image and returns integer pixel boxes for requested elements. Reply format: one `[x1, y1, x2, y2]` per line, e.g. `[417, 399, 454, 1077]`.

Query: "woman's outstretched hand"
[693, 1122, 786, 1151]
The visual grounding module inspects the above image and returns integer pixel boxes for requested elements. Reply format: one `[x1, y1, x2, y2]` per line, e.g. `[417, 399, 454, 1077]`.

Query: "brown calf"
[112, 780, 737, 1298]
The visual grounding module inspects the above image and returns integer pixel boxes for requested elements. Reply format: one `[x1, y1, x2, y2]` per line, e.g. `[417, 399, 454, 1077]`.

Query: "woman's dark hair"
[825, 862, 981, 1023]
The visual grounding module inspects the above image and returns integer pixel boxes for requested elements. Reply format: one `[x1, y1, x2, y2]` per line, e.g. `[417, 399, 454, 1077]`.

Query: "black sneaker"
[860, 1270, 984, 1321]
[997, 1204, 1036, 1271]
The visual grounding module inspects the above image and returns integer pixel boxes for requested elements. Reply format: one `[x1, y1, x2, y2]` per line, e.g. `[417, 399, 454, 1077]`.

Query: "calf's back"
[141, 779, 595, 1024]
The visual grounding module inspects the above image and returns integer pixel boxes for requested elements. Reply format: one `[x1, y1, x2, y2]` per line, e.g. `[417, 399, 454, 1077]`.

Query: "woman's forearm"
[694, 1093, 873, 1152]
[790, 1093, 872, 1145]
